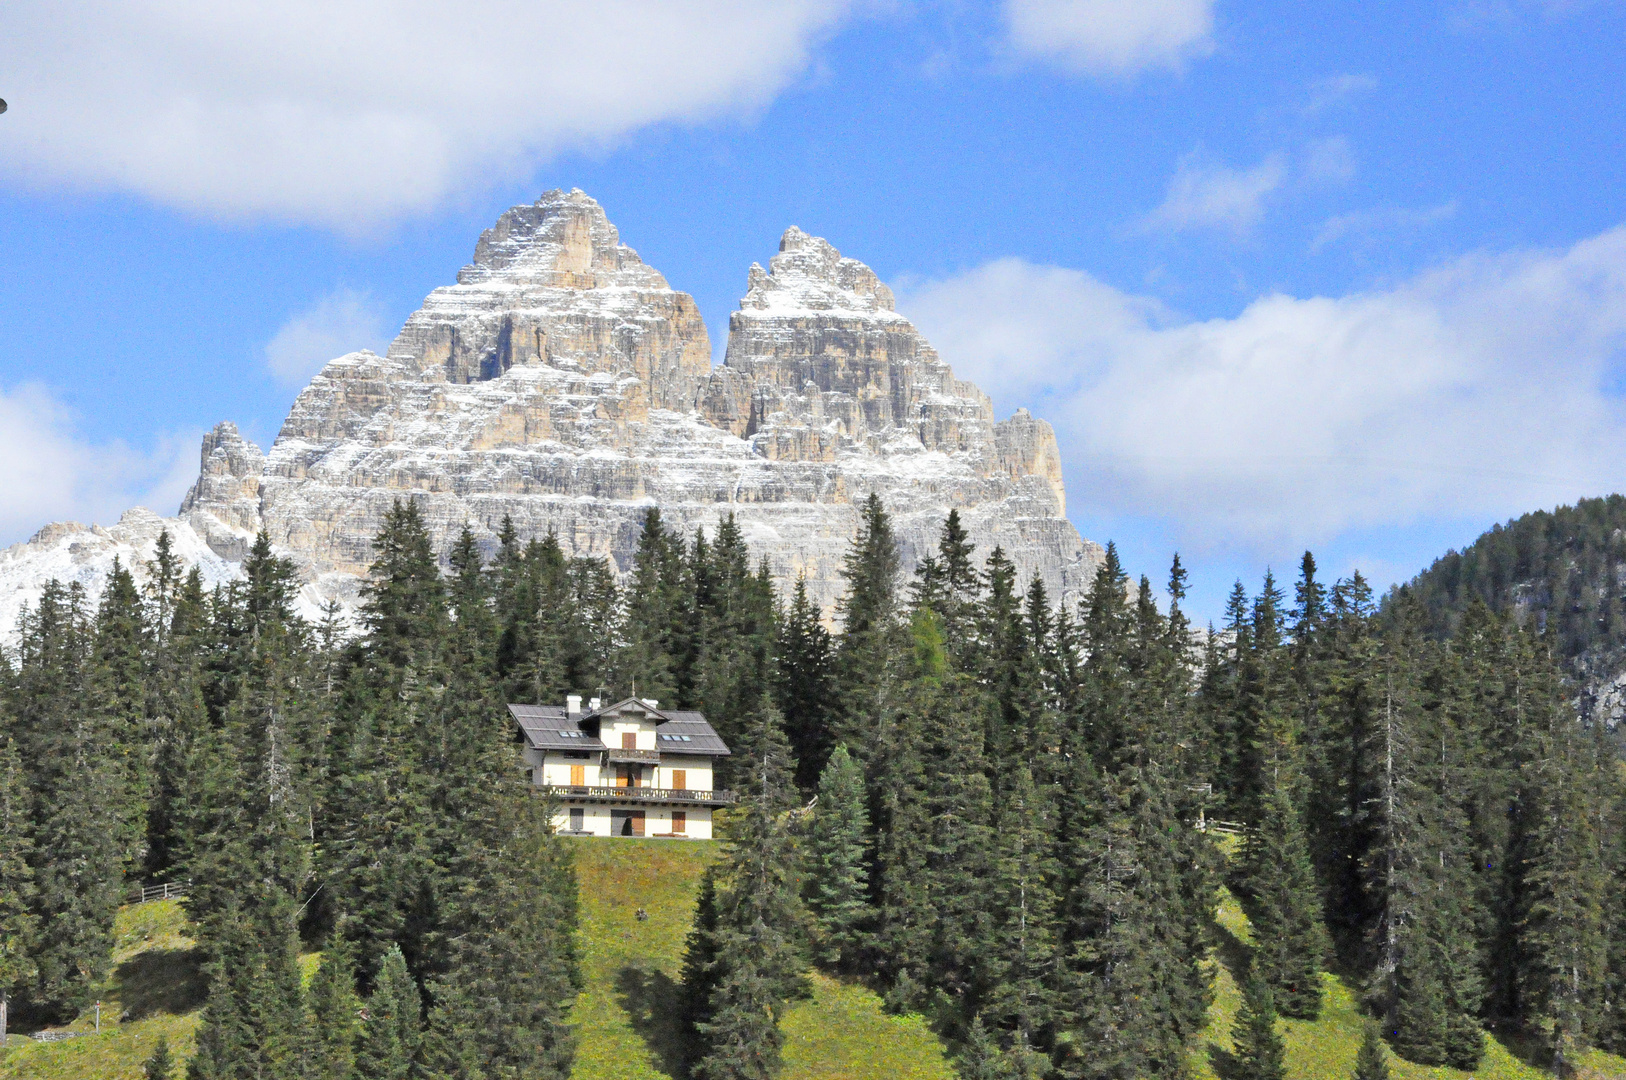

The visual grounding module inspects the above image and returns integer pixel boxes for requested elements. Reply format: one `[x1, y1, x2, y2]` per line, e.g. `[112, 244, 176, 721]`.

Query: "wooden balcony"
[603, 747, 662, 765]
[541, 784, 735, 806]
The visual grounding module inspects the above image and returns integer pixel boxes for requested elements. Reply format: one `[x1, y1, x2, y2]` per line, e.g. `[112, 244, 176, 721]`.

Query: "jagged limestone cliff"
[0, 190, 1100, 629]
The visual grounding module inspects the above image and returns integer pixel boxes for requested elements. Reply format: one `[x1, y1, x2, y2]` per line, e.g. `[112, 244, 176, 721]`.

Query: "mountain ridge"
[0, 189, 1100, 633]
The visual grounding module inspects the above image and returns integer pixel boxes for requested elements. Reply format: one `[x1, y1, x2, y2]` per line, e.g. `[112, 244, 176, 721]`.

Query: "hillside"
[566, 837, 955, 1080]
[9, 838, 1624, 1080]
[0, 899, 202, 1080]
[1406, 494, 1626, 726]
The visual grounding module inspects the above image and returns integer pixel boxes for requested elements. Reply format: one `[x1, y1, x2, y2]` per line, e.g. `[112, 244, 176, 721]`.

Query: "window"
[569, 764, 584, 786]
[672, 811, 686, 834]
[568, 808, 584, 832]
[672, 769, 687, 790]
[659, 733, 693, 743]
[622, 732, 637, 750]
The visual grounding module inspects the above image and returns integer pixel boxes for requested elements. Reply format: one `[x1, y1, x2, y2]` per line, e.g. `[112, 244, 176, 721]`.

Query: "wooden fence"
[128, 880, 189, 905]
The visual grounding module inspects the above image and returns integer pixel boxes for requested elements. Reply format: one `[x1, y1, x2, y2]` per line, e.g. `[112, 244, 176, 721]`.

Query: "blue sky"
[2, 0, 1624, 622]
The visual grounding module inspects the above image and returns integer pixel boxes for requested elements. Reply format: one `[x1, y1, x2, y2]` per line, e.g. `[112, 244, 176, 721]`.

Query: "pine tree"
[0, 737, 37, 1046]
[1351, 1018, 1390, 1080]
[687, 697, 806, 1079]
[357, 945, 421, 1080]
[309, 933, 362, 1080]
[1231, 972, 1287, 1080]
[833, 494, 902, 758]
[802, 743, 870, 969]
[144, 1034, 175, 1080]
[956, 1015, 1005, 1080]
[1244, 780, 1328, 1018]
[775, 576, 838, 789]
[982, 763, 1058, 1062]
[616, 507, 687, 706]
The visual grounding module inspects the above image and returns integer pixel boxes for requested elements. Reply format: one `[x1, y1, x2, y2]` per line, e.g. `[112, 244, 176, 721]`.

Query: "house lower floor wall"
[553, 802, 713, 839]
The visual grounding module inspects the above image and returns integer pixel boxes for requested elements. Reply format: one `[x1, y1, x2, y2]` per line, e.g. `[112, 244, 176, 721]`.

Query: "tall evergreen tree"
[1231, 971, 1287, 1080]
[801, 743, 870, 970]
[144, 1035, 176, 1080]
[834, 494, 902, 758]
[1351, 1018, 1390, 1080]
[357, 944, 422, 1080]
[686, 696, 806, 1080]
[775, 576, 838, 789]
[308, 933, 362, 1080]
[1244, 780, 1328, 1018]
[0, 737, 37, 1045]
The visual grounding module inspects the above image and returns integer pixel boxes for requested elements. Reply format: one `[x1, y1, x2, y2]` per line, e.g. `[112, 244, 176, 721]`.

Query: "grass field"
[565, 836, 956, 1080]
[1193, 886, 1626, 1080]
[6, 833, 1623, 1079]
[0, 899, 203, 1080]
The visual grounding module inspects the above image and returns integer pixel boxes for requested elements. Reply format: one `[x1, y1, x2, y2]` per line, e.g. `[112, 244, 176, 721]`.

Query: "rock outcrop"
[0, 190, 1101, 633]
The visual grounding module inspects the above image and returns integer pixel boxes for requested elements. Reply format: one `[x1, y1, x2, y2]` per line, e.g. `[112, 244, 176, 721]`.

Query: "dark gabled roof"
[654, 710, 732, 756]
[508, 704, 606, 752]
[580, 697, 671, 723]
[509, 699, 731, 757]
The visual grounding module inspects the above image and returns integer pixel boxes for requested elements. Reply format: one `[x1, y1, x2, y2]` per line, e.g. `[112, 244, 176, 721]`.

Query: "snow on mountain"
[0, 190, 1101, 641]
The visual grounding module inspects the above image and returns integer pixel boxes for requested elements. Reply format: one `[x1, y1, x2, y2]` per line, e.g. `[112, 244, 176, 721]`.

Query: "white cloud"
[0, 384, 199, 546]
[900, 227, 1626, 553]
[1304, 73, 1377, 114]
[266, 289, 390, 386]
[1314, 202, 1459, 251]
[1004, 0, 1215, 76]
[1143, 152, 1287, 236]
[1302, 136, 1356, 184]
[0, 1, 853, 228]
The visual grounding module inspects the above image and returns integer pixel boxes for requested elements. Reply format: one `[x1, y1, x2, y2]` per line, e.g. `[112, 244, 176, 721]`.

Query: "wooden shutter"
[616, 768, 628, 788]
[672, 769, 687, 791]
[672, 811, 686, 833]
[622, 732, 637, 750]
[570, 764, 584, 786]
[630, 811, 645, 837]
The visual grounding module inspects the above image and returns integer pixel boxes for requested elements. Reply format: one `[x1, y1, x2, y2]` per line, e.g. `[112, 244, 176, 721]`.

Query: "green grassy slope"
[0, 899, 203, 1080]
[10, 834, 1622, 1080]
[1194, 888, 1626, 1080]
[565, 836, 956, 1080]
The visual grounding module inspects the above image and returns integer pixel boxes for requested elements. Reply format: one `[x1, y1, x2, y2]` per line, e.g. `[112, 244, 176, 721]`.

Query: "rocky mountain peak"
[740, 227, 898, 316]
[0, 190, 1100, 639]
[462, 188, 668, 291]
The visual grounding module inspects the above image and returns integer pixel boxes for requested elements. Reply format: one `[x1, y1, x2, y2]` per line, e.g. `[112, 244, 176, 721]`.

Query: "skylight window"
[659, 734, 693, 742]
[556, 730, 584, 738]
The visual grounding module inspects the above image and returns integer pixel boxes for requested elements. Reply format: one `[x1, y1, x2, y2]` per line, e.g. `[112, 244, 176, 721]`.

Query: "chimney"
[566, 695, 582, 716]
[588, 697, 602, 712]
[643, 698, 659, 709]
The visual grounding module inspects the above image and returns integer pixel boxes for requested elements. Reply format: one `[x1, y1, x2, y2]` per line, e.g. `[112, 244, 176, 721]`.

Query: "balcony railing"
[604, 747, 662, 765]
[542, 784, 735, 805]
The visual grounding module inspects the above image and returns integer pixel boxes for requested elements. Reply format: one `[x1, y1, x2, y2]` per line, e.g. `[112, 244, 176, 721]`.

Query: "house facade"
[510, 696, 733, 838]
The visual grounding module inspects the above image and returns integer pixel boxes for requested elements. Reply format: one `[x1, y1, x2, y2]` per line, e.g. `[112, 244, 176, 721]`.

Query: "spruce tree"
[833, 494, 902, 757]
[956, 1015, 1005, 1080]
[0, 736, 37, 1046]
[687, 697, 806, 1079]
[775, 576, 838, 789]
[1244, 781, 1328, 1018]
[982, 762, 1058, 1062]
[358, 945, 421, 1080]
[1231, 971, 1287, 1080]
[1351, 1018, 1390, 1080]
[309, 933, 362, 1080]
[802, 743, 870, 970]
[144, 1034, 175, 1080]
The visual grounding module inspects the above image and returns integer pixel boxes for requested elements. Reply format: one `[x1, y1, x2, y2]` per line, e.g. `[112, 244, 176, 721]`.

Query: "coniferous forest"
[2, 494, 1625, 1080]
